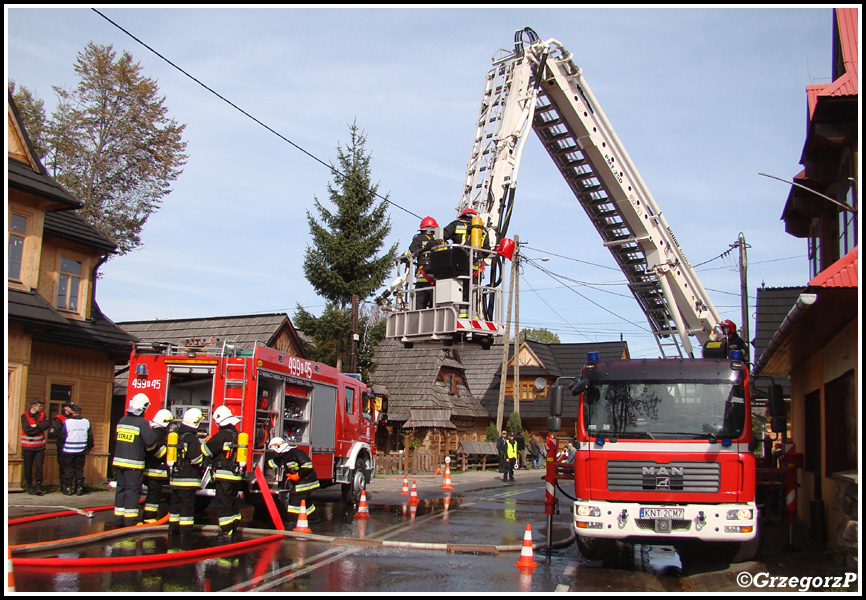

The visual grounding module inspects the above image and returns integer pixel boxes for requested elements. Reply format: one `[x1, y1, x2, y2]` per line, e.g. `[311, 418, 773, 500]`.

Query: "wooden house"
[752, 8, 858, 565]
[8, 93, 136, 490]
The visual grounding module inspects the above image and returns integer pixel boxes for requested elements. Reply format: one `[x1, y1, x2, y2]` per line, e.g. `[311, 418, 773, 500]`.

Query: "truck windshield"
[583, 380, 745, 439]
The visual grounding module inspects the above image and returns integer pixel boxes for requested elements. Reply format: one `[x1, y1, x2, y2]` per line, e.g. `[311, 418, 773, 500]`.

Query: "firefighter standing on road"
[203, 406, 243, 541]
[142, 409, 174, 522]
[52, 401, 75, 495]
[168, 408, 205, 538]
[267, 437, 320, 523]
[112, 394, 158, 526]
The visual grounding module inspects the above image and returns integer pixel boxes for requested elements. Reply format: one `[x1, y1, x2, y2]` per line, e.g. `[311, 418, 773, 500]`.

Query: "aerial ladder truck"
[382, 27, 762, 564]
[381, 27, 723, 358]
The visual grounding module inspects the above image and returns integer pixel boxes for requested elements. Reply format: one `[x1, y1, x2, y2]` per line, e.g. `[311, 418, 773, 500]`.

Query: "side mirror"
[547, 416, 561, 432]
[768, 384, 785, 417]
[549, 385, 564, 417]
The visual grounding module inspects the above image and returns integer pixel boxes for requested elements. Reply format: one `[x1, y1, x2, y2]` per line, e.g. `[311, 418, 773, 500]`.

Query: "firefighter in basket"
[203, 406, 244, 542]
[267, 437, 320, 523]
[142, 409, 174, 523]
[168, 408, 205, 539]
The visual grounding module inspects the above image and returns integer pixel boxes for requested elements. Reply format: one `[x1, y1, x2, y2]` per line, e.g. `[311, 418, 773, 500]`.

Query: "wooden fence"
[375, 451, 440, 475]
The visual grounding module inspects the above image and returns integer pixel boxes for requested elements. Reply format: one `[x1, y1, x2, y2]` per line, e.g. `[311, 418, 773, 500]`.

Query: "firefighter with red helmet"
[407, 216, 442, 309]
[203, 406, 243, 541]
[267, 437, 320, 523]
[720, 319, 749, 360]
[112, 393, 159, 526]
[168, 407, 205, 538]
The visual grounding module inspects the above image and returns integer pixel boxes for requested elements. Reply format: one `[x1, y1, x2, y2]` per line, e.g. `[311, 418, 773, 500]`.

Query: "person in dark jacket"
[407, 217, 442, 309]
[142, 409, 174, 523]
[515, 430, 527, 469]
[52, 401, 75, 494]
[203, 406, 243, 541]
[112, 394, 158, 526]
[59, 404, 94, 496]
[495, 430, 508, 475]
[169, 408, 205, 538]
[20, 398, 51, 495]
[267, 437, 321, 523]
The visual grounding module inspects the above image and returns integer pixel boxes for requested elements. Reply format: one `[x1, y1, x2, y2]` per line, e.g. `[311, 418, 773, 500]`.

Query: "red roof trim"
[808, 246, 858, 288]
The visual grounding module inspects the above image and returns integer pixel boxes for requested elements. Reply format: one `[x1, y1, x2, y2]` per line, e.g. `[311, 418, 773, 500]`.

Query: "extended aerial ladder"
[383, 27, 722, 356]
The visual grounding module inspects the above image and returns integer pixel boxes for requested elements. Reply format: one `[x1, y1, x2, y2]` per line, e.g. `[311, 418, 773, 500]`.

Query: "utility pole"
[350, 294, 359, 373]
[496, 235, 517, 433]
[513, 236, 520, 417]
[738, 234, 750, 355]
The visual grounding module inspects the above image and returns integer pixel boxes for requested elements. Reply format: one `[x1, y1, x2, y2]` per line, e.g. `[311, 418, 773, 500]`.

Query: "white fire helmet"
[150, 409, 174, 429]
[268, 437, 291, 453]
[182, 407, 204, 429]
[213, 405, 241, 427]
[128, 393, 150, 416]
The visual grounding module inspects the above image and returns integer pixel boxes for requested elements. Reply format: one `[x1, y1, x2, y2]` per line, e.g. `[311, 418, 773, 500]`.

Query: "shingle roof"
[117, 313, 298, 352]
[372, 338, 629, 422]
[9, 289, 137, 359]
[372, 338, 488, 422]
[43, 209, 117, 253]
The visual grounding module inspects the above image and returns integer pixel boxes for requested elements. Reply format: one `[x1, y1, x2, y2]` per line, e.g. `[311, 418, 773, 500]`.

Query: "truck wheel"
[576, 535, 616, 562]
[341, 459, 368, 505]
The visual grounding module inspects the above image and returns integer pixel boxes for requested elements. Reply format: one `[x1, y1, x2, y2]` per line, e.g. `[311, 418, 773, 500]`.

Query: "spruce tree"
[299, 121, 398, 372]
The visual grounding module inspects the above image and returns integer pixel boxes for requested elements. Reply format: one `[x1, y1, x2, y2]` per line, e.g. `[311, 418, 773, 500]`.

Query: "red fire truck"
[555, 352, 760, 563]
[126, 339, 382, 509]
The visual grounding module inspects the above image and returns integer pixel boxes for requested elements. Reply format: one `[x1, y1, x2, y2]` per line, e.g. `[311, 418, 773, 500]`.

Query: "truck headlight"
[577, 505, 601, 517]
[726, 509, 753, 520]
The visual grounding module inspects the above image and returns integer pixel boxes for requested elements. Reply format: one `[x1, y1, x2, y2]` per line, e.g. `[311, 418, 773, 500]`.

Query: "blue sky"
[6, 7, 834, 358]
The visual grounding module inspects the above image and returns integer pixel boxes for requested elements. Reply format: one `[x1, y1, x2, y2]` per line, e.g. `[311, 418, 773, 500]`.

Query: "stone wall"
[831, 471, 858, 571]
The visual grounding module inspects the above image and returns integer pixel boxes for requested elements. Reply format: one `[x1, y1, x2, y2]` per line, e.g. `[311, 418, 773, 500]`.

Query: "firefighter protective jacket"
[112, 412, 158, 470]
[267, 447, 320, 494]
[171, 424, 204, 488]
[143, 426, 170, 480]
[203, 425, 241, 482]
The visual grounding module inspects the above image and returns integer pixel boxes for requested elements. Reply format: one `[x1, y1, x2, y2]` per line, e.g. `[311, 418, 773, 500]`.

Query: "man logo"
[642, 466, 685, 476]
[656, 477, 671, 489]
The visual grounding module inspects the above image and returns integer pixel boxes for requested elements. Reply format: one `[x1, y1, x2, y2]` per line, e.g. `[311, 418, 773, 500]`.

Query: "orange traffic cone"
[408, 480, 420, 506]
[441, 463, 454, 490]
[7, 547, 15, 593]
[293, 500, 312, 534]
[401, 476, 410, 495]
[514, 523, 537, 569]
[355, 489, 371, 520]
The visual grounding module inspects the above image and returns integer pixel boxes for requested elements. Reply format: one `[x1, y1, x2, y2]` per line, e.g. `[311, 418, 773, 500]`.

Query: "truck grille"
[607, 460, 720, 493]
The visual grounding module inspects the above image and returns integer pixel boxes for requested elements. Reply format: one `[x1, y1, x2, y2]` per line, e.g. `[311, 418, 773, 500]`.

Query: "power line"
[91, 8, 423, 221]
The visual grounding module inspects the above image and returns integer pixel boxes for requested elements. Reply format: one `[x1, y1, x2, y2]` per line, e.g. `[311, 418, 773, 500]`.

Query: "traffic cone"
[7, 547, 14, 593]
[408, 480, 420, 506]
[401, 476, 410, 495]
[355, 489, 371, 520]
[514, 523, 538, 569]
[440, 463, 454, 490]
[293, 500, 312, 534]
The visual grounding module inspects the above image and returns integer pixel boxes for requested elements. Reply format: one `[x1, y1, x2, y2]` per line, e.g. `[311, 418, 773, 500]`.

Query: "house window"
[8, 213, 28, 281]
[824, 371, 856, 474]
[520, 383, 535, 400]
[47, 383, 74, 442]
[838, 165, 857, 257]
[57, 257, 83, 312]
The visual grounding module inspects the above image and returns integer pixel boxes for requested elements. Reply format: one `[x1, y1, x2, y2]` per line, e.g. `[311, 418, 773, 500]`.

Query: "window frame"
[55, 250, 89, 318]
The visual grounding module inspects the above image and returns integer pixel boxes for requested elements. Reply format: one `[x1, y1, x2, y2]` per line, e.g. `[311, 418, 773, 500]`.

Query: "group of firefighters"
[378, 207, 490, 313]
[111, 393, 318, 544]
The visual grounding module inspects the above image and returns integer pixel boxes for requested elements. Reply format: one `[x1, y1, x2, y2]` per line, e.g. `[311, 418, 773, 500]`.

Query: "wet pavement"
[7, 467, 858, 593]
